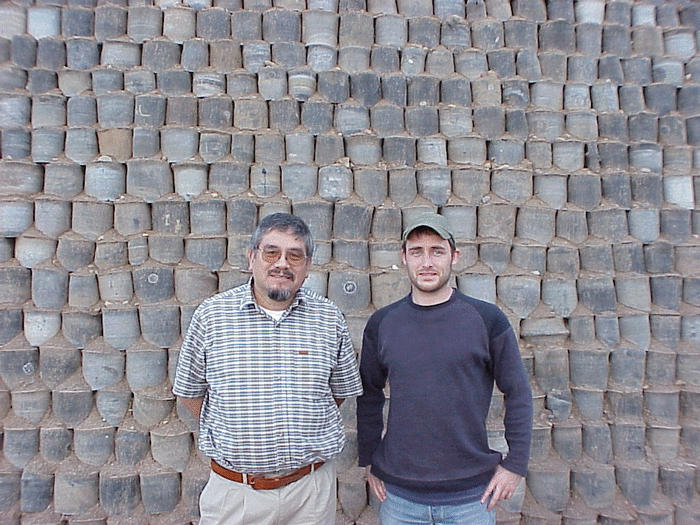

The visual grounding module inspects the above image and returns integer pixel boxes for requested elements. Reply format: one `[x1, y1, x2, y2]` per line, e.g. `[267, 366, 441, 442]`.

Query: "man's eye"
[287, 251, 305, 263]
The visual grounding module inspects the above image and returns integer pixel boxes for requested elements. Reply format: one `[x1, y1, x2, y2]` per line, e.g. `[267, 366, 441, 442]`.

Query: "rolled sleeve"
[173, 306, 209, 398]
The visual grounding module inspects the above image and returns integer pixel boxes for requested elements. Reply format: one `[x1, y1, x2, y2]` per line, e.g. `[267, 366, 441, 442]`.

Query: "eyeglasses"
[257, 247, 308, 266]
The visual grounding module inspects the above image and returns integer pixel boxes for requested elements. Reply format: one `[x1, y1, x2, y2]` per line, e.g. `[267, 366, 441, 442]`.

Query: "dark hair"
[249, 213, 314, 257]
[401, 225, 456, 252]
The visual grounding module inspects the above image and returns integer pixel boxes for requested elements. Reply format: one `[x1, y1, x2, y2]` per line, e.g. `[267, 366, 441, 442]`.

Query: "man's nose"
[273, 252, 292, 268]
[418, 252, 434, 265]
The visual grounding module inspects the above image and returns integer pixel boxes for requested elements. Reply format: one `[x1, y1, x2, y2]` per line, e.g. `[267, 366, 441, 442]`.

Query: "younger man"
[357, 212, 532, 524]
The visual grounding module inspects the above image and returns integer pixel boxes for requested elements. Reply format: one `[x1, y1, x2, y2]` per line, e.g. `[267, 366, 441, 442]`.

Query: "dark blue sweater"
[356, 290, 533, 493]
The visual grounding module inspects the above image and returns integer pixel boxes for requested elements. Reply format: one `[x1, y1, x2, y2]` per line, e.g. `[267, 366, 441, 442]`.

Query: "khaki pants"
[199, 461, 336, 525]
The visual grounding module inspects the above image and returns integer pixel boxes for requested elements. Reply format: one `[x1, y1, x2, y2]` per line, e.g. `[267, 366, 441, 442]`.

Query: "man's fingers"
[376, 480, 386, 501]
[487, 483, 517, 510]
[483, 467, 523, 510]
[487, 485, 502, 510]
[480, 481, 495, 504]
[368, 478, 386, 502]
[366, 470, 387, 502]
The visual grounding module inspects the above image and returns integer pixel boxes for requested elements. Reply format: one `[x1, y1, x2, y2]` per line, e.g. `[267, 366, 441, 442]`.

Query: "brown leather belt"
[211, 460, 325, 490]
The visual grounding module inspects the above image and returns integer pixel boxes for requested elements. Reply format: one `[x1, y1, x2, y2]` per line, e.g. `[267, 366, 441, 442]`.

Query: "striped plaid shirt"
[173, 281, 363, 474]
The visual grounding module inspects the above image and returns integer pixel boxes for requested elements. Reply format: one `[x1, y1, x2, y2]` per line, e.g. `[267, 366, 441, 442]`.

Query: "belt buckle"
[247, 474, 279, 490]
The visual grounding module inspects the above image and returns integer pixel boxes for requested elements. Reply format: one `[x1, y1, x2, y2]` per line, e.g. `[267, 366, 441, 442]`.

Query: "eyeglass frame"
[255, 246, 310, 266]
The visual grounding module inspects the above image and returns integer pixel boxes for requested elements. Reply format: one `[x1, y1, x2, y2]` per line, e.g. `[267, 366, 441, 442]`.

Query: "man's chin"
[414, 284, 441, 293]
[412, 278, 449, 293]
[267, 288, 292, 302]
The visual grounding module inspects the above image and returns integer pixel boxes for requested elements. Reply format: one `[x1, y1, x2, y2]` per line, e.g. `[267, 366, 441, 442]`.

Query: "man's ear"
[247, 249, 255, 271]
[451, 248, 461, 265]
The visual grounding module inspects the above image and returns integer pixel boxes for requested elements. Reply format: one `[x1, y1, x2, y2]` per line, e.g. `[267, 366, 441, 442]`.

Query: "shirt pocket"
[292, 347, 333, 399]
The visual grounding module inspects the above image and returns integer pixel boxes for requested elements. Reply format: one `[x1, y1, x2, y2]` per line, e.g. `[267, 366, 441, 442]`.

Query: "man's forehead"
[260, 229, 305, 246]
[404, 230, 451, 246]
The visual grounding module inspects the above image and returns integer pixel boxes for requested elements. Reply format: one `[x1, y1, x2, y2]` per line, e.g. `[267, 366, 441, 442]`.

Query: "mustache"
[268, 269, 294, 279]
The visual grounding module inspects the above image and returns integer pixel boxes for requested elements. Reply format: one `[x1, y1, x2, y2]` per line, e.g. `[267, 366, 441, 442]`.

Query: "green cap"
[402, 212, 455, 247]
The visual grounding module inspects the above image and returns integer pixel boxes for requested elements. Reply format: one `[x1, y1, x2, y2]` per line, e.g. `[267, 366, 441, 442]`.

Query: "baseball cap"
[402, 212, 455, 247]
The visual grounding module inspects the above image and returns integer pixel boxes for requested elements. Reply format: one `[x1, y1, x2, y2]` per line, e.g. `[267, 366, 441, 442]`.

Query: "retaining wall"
[0, 0, 699, 522]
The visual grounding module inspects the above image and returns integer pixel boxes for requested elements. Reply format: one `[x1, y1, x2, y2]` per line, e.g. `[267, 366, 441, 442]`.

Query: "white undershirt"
[260, 306, 284, 321]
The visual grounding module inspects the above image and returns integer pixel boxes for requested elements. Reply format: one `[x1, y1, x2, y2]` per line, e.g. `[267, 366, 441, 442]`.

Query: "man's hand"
[365, 466, 387, 502]
[481, 465, 522, 510]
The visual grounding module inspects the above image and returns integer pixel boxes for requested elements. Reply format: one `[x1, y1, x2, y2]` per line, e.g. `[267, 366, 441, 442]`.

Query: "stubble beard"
[411, 268, 451, 294]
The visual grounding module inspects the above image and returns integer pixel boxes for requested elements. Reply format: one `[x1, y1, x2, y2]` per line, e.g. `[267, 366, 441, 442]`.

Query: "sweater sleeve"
[490, 321, 533, 477]
[356, 313, 387, 467]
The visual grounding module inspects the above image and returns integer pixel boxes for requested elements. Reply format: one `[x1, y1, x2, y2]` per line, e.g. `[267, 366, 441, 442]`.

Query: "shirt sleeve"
[328, 312, 363, 399]
[172, 305, 209, 398]
[356, 313, 388, 467]
[490, 315, 533, 477]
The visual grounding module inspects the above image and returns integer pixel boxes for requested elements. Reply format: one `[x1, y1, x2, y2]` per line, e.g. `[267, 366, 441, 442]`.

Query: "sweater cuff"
[500, 455, 528, 478]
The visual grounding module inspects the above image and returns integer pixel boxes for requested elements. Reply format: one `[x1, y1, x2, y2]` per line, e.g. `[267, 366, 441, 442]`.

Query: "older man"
[174, 212, 362, 524]
[357, 212, 532, 525]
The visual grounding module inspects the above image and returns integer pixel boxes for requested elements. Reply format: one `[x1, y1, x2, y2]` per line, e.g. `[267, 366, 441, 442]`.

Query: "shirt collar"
[239, 278, 307, 312]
